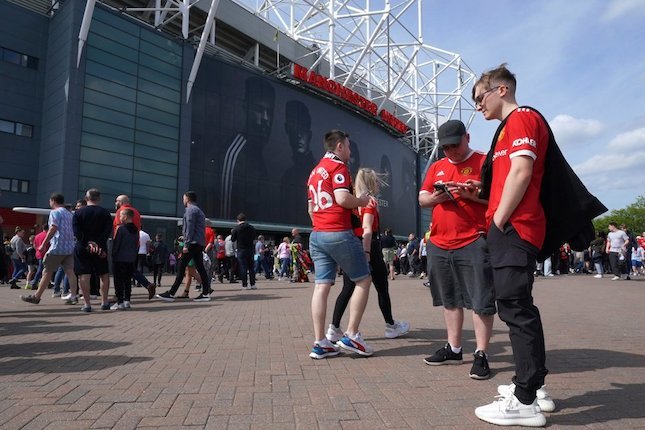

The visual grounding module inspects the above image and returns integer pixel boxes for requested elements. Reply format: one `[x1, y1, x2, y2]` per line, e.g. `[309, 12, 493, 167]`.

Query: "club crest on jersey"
[460, 167, 473, 175]
[334, 173, 346, 184]
[497, 128, 505, 142]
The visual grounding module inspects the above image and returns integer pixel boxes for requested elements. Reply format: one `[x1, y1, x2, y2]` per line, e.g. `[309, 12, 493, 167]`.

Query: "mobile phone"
[433, 183, 448, 193]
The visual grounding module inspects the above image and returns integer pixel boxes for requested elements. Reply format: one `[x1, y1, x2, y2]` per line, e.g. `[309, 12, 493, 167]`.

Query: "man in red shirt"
[471, 64, 552, 427]
[418, 120, 495, 380]
[307, 130, 372, 359]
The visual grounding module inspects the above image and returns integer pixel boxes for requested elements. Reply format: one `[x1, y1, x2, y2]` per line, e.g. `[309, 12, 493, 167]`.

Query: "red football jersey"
[486, 108, 549, 249]
[420, 151, 487, 249]
[353, 200, 379, 238]
[308, 152, 352, 231]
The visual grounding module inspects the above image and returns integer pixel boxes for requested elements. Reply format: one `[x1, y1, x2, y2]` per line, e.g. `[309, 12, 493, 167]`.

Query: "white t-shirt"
[607, 230, 628, 253]
[138, 230, 151, 255]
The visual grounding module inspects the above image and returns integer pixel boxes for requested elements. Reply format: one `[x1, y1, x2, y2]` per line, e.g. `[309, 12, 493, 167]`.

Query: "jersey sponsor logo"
[315, 167, 329, 179]
[436, 170, 445, 176]
[460, 167, 473, 175]
[333, 173, 346, 184]
[492, 149, 508, 161]
[512, 137, 537, 148]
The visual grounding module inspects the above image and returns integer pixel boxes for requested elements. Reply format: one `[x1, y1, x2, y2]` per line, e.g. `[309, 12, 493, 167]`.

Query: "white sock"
[450, 344, 462, 354]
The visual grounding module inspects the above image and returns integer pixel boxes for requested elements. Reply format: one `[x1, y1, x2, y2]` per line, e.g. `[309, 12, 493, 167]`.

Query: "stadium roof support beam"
[186, 0, 220, 102]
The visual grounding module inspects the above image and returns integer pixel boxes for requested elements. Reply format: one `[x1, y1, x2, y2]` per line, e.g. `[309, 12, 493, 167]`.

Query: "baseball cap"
[438, 120, 466, 146]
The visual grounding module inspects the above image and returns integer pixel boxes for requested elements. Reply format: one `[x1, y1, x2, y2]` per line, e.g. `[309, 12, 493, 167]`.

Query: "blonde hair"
[355, 168, 388, 196]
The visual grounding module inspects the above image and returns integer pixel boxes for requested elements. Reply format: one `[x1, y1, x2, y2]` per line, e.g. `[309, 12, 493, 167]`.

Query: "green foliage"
[593, 195, 645, 235]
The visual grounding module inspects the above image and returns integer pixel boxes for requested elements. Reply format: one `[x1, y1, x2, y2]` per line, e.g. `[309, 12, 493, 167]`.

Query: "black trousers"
[237, 249, 255, 287]
[168, 243, 209, 295]
[332, 239, 394, 327]
[113, 261, 134, 303]
[487, 222, 548, 405]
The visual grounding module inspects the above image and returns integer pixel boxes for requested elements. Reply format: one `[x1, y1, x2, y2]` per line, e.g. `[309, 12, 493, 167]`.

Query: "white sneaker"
[336, 332, 374, 356]
[62, 293, 72, 300]
[385, 320, 410, 339]
[123, 301, 131, 309]
[593, 274, 602, 279]
[611, 276, 620, 281]
[497, 383, 556, 412]
[325, 324, 343, 343]
[475, 394, 545, 427]
[309, 339, 340, 359]
[110, 302, 125, 311]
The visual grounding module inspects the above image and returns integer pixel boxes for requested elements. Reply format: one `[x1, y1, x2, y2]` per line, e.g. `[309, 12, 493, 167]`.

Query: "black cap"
[438, 120, 467, 146]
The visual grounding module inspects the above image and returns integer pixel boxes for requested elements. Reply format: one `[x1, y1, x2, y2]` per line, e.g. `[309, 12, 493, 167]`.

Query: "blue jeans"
[11, 258, 27, 281]
[279, 257, 290, 277]
[28, 259, 44, 287]
[53, 266, 71, 294]
[309, 230, 370, 285]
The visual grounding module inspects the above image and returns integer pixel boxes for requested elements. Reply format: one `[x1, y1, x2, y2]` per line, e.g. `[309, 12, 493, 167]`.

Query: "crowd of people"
[0, 64, 629, 427]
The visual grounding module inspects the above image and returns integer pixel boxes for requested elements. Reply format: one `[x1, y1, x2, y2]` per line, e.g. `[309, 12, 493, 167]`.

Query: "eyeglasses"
[474, 86, 501, 107]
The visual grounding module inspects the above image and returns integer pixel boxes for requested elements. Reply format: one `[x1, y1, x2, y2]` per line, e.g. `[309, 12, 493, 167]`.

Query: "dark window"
[15, 123, 33, 137]
[0, 119, 14, 134]
[1, 46, 39, 69]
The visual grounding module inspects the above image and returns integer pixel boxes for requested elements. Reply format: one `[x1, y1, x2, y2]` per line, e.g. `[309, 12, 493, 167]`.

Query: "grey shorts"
[43, 253, 74, 273]
[428, 236, 496, 315]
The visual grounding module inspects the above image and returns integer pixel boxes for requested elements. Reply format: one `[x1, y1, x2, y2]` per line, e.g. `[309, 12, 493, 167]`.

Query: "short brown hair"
[472, 63, 517, 100]
[323, 129, 349, 152]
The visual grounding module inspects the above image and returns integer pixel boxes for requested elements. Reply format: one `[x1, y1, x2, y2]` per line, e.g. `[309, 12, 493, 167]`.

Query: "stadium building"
[0, 0, 475, 239]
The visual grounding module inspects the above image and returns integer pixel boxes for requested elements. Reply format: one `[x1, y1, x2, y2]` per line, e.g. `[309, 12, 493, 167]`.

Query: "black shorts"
[74, 246, 109, 276]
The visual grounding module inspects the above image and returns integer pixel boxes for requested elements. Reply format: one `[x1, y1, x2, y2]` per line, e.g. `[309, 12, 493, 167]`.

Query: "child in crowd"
[111, 209, 139, 310]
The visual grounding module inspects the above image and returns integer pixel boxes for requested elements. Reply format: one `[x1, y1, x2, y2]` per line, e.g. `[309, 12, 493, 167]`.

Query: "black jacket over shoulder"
[480, 106, 607, 262]
[231, 222, 256, 251]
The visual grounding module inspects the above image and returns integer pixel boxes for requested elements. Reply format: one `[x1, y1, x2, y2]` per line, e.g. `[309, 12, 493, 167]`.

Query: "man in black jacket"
[231, 213, 257, 290]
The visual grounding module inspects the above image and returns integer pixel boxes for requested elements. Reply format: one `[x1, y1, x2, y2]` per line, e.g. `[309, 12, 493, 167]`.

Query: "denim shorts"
[309, 230, 370, 285]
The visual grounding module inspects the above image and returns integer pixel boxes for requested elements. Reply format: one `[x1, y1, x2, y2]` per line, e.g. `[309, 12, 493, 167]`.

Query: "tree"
[593, 195, 645, 235]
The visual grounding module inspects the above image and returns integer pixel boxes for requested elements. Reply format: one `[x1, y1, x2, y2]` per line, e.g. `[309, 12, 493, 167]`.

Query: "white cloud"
[602, 0, 645, 21]
[607, 127, 645, 151]
[549, 115, 604, 147]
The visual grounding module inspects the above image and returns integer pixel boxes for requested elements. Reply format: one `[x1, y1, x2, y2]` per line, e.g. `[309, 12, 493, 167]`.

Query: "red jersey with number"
[352, 201, 379, 238]
[420, 151, 487, 249]
[308, 152, 352, 231]
[487, 108, 549, 249]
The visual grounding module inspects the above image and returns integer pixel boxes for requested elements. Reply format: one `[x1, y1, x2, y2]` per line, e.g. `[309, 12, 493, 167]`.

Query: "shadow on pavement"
[0, 355, 152, 375]
[216, 293, 281, 302]
[552, 383, 645, 424]
[0, 320, 113, 337]
[0, 340, 131, 357]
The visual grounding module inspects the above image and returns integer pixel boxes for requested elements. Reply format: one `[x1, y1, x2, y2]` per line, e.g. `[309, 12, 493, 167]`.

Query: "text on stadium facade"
[293, 64, 408, 134]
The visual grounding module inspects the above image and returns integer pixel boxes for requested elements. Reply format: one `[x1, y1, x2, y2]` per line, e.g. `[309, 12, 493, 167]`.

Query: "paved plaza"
[0, 273, 644, 429]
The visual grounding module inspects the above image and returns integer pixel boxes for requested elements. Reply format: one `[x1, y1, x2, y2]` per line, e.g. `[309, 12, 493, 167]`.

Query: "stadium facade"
[0, 0, 474, 237]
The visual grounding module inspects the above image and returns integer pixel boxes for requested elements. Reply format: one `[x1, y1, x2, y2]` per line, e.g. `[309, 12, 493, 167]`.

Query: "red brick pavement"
[0, 274, 644, 429]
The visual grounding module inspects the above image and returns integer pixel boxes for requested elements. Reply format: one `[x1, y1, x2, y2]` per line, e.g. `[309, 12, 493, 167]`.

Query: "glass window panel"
[82, 118, 134, 142]
[80, 146, 133, 167]
[87, 33, 139, 62]
[82, 132, 133, 155]
[84, 88, 136, 115]
[86, 61, 137, 89]
[137, 92, 180, 115]
[0, 119, 14, 134]
[87, 46, 138, 75]
[79, 176, 131, 196]
[20, 181, 29, 193]
[83, 103, 135, 128]
[139, 40, 181, 67]
[136, 117, 178, 140]
[20, 54, 29, 67]
[133, 157, 175, 175]
[133, 170, 176, 189]
[136, 104, 179, 127]
[134, 131, 178, 152]
[90, 19, 140, 49]
[15, 123, 33, 137]
[134, 144, 178, 164]
[85, 75, 136, 102]
[95, 8, 140, 37]
[132, 198, 175, 215]
[0, 178, 10, 190]
[132, 184, 175, 202]
[138, 66, 180, 92]
[10, 179, 18, 192]
[138, 53, 181, 79]
[140, 30, 182, 55]
[138, 78, 180, 103]
[80, 161, 132, 182]
[26, 56, 38, 69]
[3, 49, 21, 65]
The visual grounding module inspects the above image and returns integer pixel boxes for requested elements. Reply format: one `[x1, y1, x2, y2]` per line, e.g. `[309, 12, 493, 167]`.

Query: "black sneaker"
[156, 291, 175, 302]
[9, 280, 20, 289]
[424, 343, 463, 365]
[100, 303, 111, 311]
[195, 284, 202, 290]
[193, 293, 211, 302]
[20, 294, 41, 304]
[469, 350, 490, 380]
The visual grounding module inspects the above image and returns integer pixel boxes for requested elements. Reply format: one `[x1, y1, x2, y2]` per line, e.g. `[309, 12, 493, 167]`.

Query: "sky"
[423, 0, 645, 212]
